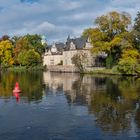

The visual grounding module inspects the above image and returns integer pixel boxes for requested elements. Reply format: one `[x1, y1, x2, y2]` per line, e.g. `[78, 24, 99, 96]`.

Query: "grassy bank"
[1, 65, 45, 72]
[86, 69, 121, 75]
[83, 68, 138, 76]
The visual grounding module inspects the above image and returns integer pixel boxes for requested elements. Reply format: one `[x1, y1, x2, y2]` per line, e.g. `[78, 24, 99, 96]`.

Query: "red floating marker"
[13, 92, 20, 102]
[13, 82, 21, 93]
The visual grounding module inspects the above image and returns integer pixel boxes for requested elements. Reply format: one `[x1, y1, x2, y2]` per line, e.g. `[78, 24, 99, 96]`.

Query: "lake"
[0, 71, 140, 140]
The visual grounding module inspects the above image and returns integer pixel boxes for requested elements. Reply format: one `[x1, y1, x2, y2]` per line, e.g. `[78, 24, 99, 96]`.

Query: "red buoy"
[13, 92, 20, 102]
[13, 82, 21, 93]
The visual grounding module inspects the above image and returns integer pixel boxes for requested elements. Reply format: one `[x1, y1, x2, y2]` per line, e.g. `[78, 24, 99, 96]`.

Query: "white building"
[43, 36, 104, 68]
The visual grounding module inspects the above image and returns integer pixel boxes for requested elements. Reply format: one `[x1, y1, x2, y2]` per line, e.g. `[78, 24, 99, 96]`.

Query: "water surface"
[0, 71, 140, 140]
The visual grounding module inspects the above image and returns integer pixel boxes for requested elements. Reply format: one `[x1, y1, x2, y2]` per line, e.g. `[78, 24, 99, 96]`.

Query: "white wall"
[43, 49, 95, 67]
[43, 54, 63, 66]
[63, 49, 95, 67]
[63, 50, 79, 66]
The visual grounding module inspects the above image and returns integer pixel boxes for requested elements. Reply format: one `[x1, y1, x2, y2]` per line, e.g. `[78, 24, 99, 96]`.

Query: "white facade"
[63, 50, 78, 66]
[43, 37, 95, 67]
[43, 54, 63, 66]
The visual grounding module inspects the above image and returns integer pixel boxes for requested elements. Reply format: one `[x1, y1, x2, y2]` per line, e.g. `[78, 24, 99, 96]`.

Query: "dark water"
[0, 71, 140, 140]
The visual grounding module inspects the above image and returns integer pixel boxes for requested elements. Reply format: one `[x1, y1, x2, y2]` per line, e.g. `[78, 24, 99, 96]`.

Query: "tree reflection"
[66, 76, 87, 105]
[90, 76, 140, 133]
[65, 75, 107, 105]
[0, 71, 43, 102]
[64, 74, 140, 133]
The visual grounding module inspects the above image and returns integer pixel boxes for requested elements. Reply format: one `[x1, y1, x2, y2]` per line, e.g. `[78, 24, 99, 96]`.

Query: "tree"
[17, 50, 27, 66]
[13, 34, 45, 67]
[83, 11, 132, 68]
[95, 11, 131, 39]
[25, 34, 45, 55]
[71, 51, 88, 72]
[18, 49, 41, 67]
[118, 49, 140, 74]
[13, 37, 32, 65]
[133, 11, 140, 50]
[0, 40, 14, 67]
[24, 49, 41, 67]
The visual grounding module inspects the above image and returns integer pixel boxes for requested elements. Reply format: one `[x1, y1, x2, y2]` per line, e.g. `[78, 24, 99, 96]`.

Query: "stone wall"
[47, 65, 79, 72]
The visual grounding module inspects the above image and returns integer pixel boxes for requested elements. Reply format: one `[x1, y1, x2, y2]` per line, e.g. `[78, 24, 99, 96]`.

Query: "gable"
[51, 44, 57, 53]
[70, 42, 76, 50]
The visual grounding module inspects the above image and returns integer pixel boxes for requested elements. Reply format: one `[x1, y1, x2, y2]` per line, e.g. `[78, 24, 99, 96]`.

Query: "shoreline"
[1, 66, 139, 76]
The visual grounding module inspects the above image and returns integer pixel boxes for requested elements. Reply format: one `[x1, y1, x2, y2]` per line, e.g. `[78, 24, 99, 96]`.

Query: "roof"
[45, 42, 64, 55]
[55, 42, 65, 52]
[45, 36, 89, 55]
[64, 36, 87, 51]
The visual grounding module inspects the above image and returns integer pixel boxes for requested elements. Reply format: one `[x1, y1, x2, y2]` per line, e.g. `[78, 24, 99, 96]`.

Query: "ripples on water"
[0, 71, 140, 140]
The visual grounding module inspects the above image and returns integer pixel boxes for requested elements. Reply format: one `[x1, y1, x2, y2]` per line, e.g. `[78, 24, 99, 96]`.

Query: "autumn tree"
[118, 49, 140, 74]
[13, 34, 44, 67]
[83, 11, 132, 68]
[13, 37, 32, 64]
[0, 40, 14, 67]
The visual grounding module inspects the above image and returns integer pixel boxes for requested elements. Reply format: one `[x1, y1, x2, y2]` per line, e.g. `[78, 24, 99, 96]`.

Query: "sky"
[0, 0, 139, 43]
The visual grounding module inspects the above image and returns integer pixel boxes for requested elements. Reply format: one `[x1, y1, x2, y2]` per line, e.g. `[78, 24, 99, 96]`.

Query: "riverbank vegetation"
[81, 11, 140, 75]
[0, 34, 46, 71]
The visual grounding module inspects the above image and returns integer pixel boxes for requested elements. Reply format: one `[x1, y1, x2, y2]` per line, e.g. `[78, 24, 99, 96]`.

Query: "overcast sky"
[0, 0, 139, 43]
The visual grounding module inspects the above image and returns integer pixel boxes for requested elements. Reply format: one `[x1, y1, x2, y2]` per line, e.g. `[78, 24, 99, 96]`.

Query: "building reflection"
[43, 72, 107, 105]
[43, 72, 140, 135]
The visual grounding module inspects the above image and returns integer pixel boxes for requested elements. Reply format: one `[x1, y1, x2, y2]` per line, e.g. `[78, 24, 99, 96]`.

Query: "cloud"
[0, 0, 139, 43]
[13, 21, 55, 35]
[58, 0, 83, 11]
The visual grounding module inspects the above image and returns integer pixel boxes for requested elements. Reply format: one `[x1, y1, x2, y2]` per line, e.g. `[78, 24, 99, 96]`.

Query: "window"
[50, 59, 54, 65]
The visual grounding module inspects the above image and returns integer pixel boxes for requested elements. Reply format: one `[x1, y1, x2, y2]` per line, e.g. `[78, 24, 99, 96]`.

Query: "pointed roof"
[45, 42, 65, 55]
[64, 37, 87, 51]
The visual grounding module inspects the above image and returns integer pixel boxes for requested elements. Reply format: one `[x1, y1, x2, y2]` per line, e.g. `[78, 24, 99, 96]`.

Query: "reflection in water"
[43, 72, 140, 136]
[0, 71, 44, 102]
[13, 92, 20, 102]
[0, 71, 140, 139]
[13, 82, 21, 102]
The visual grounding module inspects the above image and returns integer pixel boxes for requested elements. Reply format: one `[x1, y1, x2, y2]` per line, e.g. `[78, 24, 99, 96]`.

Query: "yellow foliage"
[0, 40, 14, 66]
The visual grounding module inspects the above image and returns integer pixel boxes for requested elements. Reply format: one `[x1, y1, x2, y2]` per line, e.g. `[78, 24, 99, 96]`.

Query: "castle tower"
[41, 35, 47, 45]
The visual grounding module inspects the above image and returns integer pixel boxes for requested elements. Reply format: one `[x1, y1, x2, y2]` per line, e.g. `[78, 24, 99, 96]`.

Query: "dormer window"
[70, 42, 76, 50]
[51, 44, 57, 53]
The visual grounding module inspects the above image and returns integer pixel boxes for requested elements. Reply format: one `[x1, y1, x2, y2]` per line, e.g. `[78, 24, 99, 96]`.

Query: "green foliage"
[82, 11, 140, 73]
[117, 49, 140, 74]
[25, 49, 41, 67]
[13, 34, 46, 67]
[106, 54, 113, 68]
[25, 34, 45, 54]
[18, 49, 41, 67]
[13, 37, 32, 64]
[17, 50, 27, 66]
[95, 11, 131, 39]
